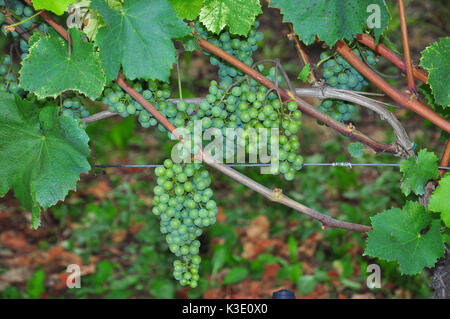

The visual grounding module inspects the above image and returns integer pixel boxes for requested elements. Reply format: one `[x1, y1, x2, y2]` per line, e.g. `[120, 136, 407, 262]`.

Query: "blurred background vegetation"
[0, 0, 448, 299]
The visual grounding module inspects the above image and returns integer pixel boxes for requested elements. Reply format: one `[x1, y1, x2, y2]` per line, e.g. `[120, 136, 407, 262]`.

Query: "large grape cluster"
[190, 75, 304, 180]
[152, 159, 217, 288]
[319, 49, 377, 122]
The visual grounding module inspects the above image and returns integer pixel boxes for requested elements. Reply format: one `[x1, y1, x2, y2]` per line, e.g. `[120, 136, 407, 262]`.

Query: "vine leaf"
[364, 201, 444, 275]
[428, 174, 450, 227]
[199, 0, 262, 36]
[348, 142, 364, 158]
[91, 0, 191, 82]
[169, 0, 204, 20]
[269, 0, 390, 46]
[0, 93, 91, 229]
[420, 84, 450, 120]
[31, 0, 76, 15]
[400, 149, 439, 196]
[420, 37, 450, 107]
[19, 28, 106, 100]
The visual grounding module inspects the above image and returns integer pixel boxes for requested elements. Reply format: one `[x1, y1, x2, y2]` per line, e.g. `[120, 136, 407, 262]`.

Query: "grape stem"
[24, 4, 373, 233]
[3, 9, 42, 30]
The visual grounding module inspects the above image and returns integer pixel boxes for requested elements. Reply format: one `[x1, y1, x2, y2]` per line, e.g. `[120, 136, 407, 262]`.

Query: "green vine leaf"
[428, 174, 450, 227]
[19, 28, 106, 100]
[0, 93, 91, 229]
[364, 201, 444, 275]
[31, 0, 76, 15]
[91, 0, 191, 82]
[199, 0, 262, 36]
[269, 0, 390, 46]
[297, 63, 310, 83]
[169, 0, 204, 20]
[400, 149, 439, 196]
[420, 37, 450, 107]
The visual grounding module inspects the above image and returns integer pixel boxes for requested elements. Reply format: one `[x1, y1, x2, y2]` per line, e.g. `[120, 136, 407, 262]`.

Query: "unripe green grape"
[338, 73, 349, 84]
[164, 159, 173, 169]
[177, 100, 188, 112]
[293, 110, 302, 119]
[366, 55, 376, 65]
[323, 68, 334, 79]
[206, 94, 216, 104]
[231, 86, 242, 96]
[327, 76, 338, 87]
[337, 103, 349, 113]
[231, 38, 241, 49]
[126, 104, 136, 114]
[287, 101, 297, 112]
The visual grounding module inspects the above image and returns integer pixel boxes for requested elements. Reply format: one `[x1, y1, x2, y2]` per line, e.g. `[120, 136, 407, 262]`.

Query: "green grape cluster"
[101, 80, 178, 129]
[1, 0, 49, 44]
[319, 49, 377, 122]
[62, 97, 91, 128]
[152, 159, 217, 288]
[0, 54, 22, 95]
[196, 21, 264, 88]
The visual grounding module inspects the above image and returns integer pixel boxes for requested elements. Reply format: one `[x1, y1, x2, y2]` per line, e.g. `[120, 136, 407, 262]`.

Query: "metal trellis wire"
[93, 163, 450, 170]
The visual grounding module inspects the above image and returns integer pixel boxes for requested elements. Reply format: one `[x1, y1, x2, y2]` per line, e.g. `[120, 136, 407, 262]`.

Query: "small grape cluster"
[101, 80, 175, 129]
[319, 49, 377, 122]
[0, 54, 23, 95]
[62, 97, 91, 128]
[152, 159, 218, 288]
[196, 21, 264, 88]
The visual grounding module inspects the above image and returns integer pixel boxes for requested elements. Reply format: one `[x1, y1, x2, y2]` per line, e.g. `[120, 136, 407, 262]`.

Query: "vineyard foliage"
[0, 0, 449, 286]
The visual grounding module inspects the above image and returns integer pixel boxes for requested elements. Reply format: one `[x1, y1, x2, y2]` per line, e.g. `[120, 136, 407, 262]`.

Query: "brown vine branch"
[197, 37, 407, 157]
[335, 41, 450, 133]
[24, 5, 371, 232]
[439, 138, 450, 177]
[397, 0, 416, 93]
[288, 24, 317, 84]
[356, 34, 428, 84]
